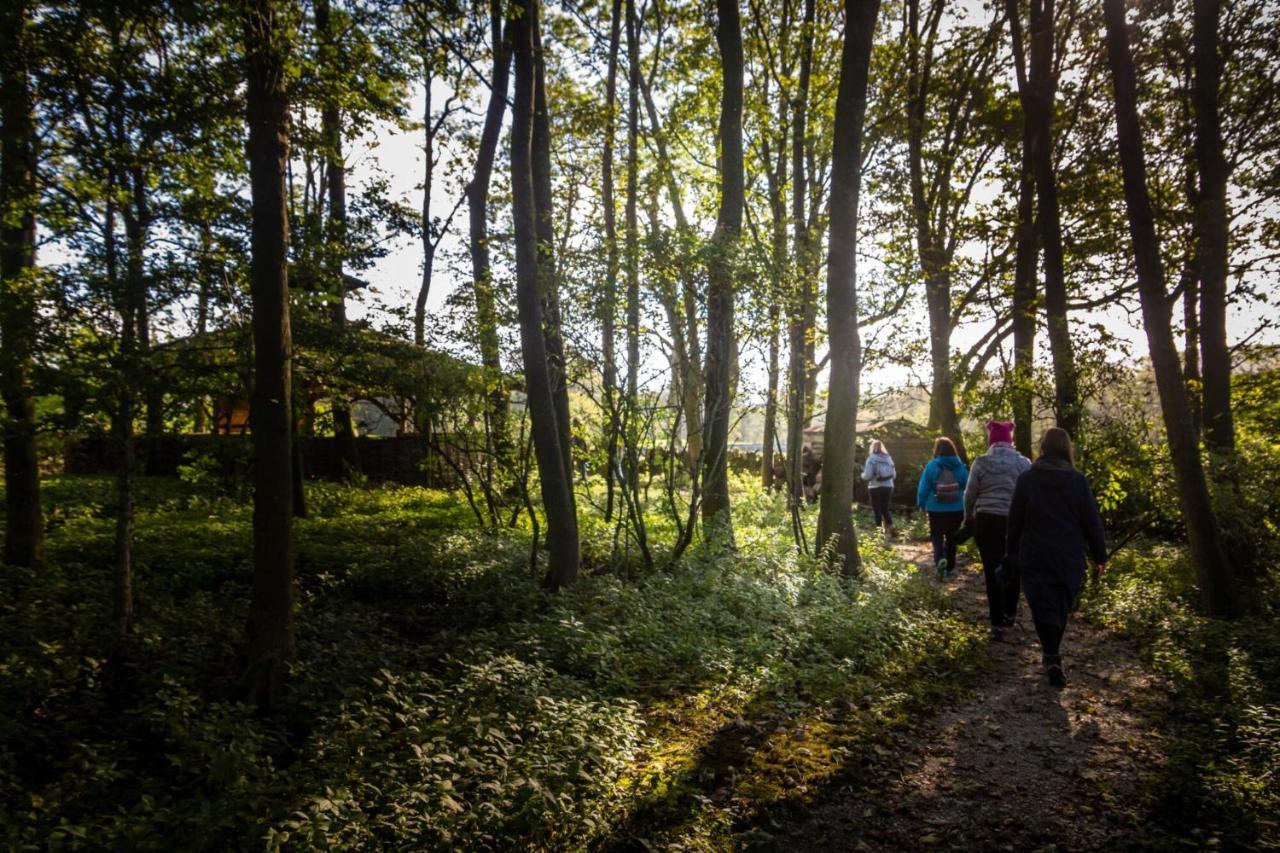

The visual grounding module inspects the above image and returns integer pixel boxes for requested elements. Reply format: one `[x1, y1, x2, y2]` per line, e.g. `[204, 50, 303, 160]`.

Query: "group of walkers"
[862, 422, 1107, 688]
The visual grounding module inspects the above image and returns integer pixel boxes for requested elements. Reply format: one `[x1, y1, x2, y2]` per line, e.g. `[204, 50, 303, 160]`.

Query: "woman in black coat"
[1005, 427, 1106, 687]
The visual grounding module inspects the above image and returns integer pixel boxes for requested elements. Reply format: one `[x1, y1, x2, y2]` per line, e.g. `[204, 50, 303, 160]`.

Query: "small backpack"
[934, 465, 960, 502]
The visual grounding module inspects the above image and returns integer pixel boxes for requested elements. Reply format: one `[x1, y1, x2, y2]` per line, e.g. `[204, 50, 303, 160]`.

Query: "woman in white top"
[862, 440, 897, 538]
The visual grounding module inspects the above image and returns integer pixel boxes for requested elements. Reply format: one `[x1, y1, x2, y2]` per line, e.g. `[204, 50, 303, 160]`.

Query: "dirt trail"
[773, 544, 1170, 851]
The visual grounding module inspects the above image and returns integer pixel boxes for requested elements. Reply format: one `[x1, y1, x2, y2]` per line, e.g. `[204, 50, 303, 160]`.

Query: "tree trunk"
[117, 161, 154, 641]
[786, 0, 815, 508]
[194, 223, 213, 433]
[759, 25, 789, 493]
[241, 0, 296, 708]
[1027, 0, 1079, 439]
[1192, 0, 1233, 453]
[637, 69, 703, 470]
[511, 0, 580, 590]
[467, 2, 511, 452]
[1101, 0, 1237, 619]
[602, 0, 622, 521]
[623, 0, 642, 497]
[316, 0, 359, 477]
[817, 0, 879, 574]
[1006, 0, 1038, 458]
[906, 0, 966, 461]
[701, 0, 744, 545]
[415, 44, 434, 346]
[0, 0, 43, 568]
[107, 192, 136, 643]
[531, 13, 575, 498]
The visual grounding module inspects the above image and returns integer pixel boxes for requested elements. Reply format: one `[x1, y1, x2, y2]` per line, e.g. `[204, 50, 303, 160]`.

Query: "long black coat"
[1006, 458, 1107, 628]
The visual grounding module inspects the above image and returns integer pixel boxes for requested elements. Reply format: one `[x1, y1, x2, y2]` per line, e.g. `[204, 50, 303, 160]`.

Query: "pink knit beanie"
[987, 420, 1014, 446]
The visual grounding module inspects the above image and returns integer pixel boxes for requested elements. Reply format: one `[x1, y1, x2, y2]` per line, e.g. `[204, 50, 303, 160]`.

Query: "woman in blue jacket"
[917, 437, 968, 580]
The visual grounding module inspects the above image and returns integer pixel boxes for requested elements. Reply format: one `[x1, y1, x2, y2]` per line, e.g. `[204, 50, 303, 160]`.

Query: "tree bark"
[0, 0, 43, 568]
[906, 0, 966, 461]
[241, 0, 296, 707]
[316, 0, 359, 476]
[623, 0, 642, 497]
[1192, 0, 1233, 453]
[531, 12, 575, 498]
[1027, 0, 1080, 439]
[602, 0, 622, 521]
[702, 0, 745, 544]
[415, 41, 434, 347]
[467, 1, 511, 453]
[1006, 0, 1039, 458]
[1101, 0, 1237, 619]
[511, 0, 580, 590]
[817, 0, 879, 574]
[786, 0, 816, 507]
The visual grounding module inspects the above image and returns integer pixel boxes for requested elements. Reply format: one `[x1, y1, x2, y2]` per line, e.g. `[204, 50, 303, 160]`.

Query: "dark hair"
[933, 436, 958, 458]
[1039, 426, 1075, 467]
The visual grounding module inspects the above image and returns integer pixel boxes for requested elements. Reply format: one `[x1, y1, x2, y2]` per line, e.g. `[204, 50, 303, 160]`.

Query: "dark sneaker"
[1047, 664, 1066, 688]
[935, 558, 948, 580]
[1003, 614, 1017, 628]
[988, 626, 1004, 642]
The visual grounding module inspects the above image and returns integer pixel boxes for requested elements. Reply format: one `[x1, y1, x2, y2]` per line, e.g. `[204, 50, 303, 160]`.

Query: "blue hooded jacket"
[916, 454, 969, 513]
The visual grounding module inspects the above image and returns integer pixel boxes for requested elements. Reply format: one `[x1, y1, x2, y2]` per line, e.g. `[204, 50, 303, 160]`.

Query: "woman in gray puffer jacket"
[963, 420, 1031, 640]
[862, 440, 896, 539]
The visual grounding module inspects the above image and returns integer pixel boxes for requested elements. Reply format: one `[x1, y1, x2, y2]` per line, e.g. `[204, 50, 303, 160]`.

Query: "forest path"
[771, 542, 1171, 851]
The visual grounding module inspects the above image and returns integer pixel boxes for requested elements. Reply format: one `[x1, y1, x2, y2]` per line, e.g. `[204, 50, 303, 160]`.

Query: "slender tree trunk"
[467, 2, 511, 452]
[702, 0, 744, 544]
[906, 0, 966, 460]
[602, 0, 622, 521]
[0, 0, 43, 567]
[106, 192, 136, 643]
[415, 48, 434, 346]
[786, 0, 815, 508]
[1192, 0, 1233, 453]
[316, 0, 359, 476]
[511, 0, 580, 590]
[623, 0, 642, 497]
[118, 146, 152, 643]
[1027, 0, 1079, 439]
[531, 13, 575, 498]
[818, 0, 879, 574]
[1101, 0, 1237, 619]
[1182, 253, 1202, 435]
[242, 0, 296, 707]
[636, 70, 703, 469]
[194, 223, 213, 433]
[760, 43, 789, 491]
[1006, 0, 1038, 457]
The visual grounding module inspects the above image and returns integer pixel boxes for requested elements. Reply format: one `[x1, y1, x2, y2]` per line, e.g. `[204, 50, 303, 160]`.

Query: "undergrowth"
[0, 475, 983, 850]
[1079, 548, 1280, 850]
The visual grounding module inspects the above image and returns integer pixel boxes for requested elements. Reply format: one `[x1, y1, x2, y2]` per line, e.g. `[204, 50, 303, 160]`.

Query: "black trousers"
[928, 510, 964, 568]
[974, 512, 1020, 626]
[1035, 620, 1065, 665]
[869, 487, 893, 529]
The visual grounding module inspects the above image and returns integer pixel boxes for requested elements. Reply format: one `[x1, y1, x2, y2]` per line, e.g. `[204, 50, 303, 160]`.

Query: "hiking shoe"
[1003, 614, 1017, 628]
[1047, 664, 1066, 688]
[935, 558, 948, 580]
[988, 626, 1004, 642]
